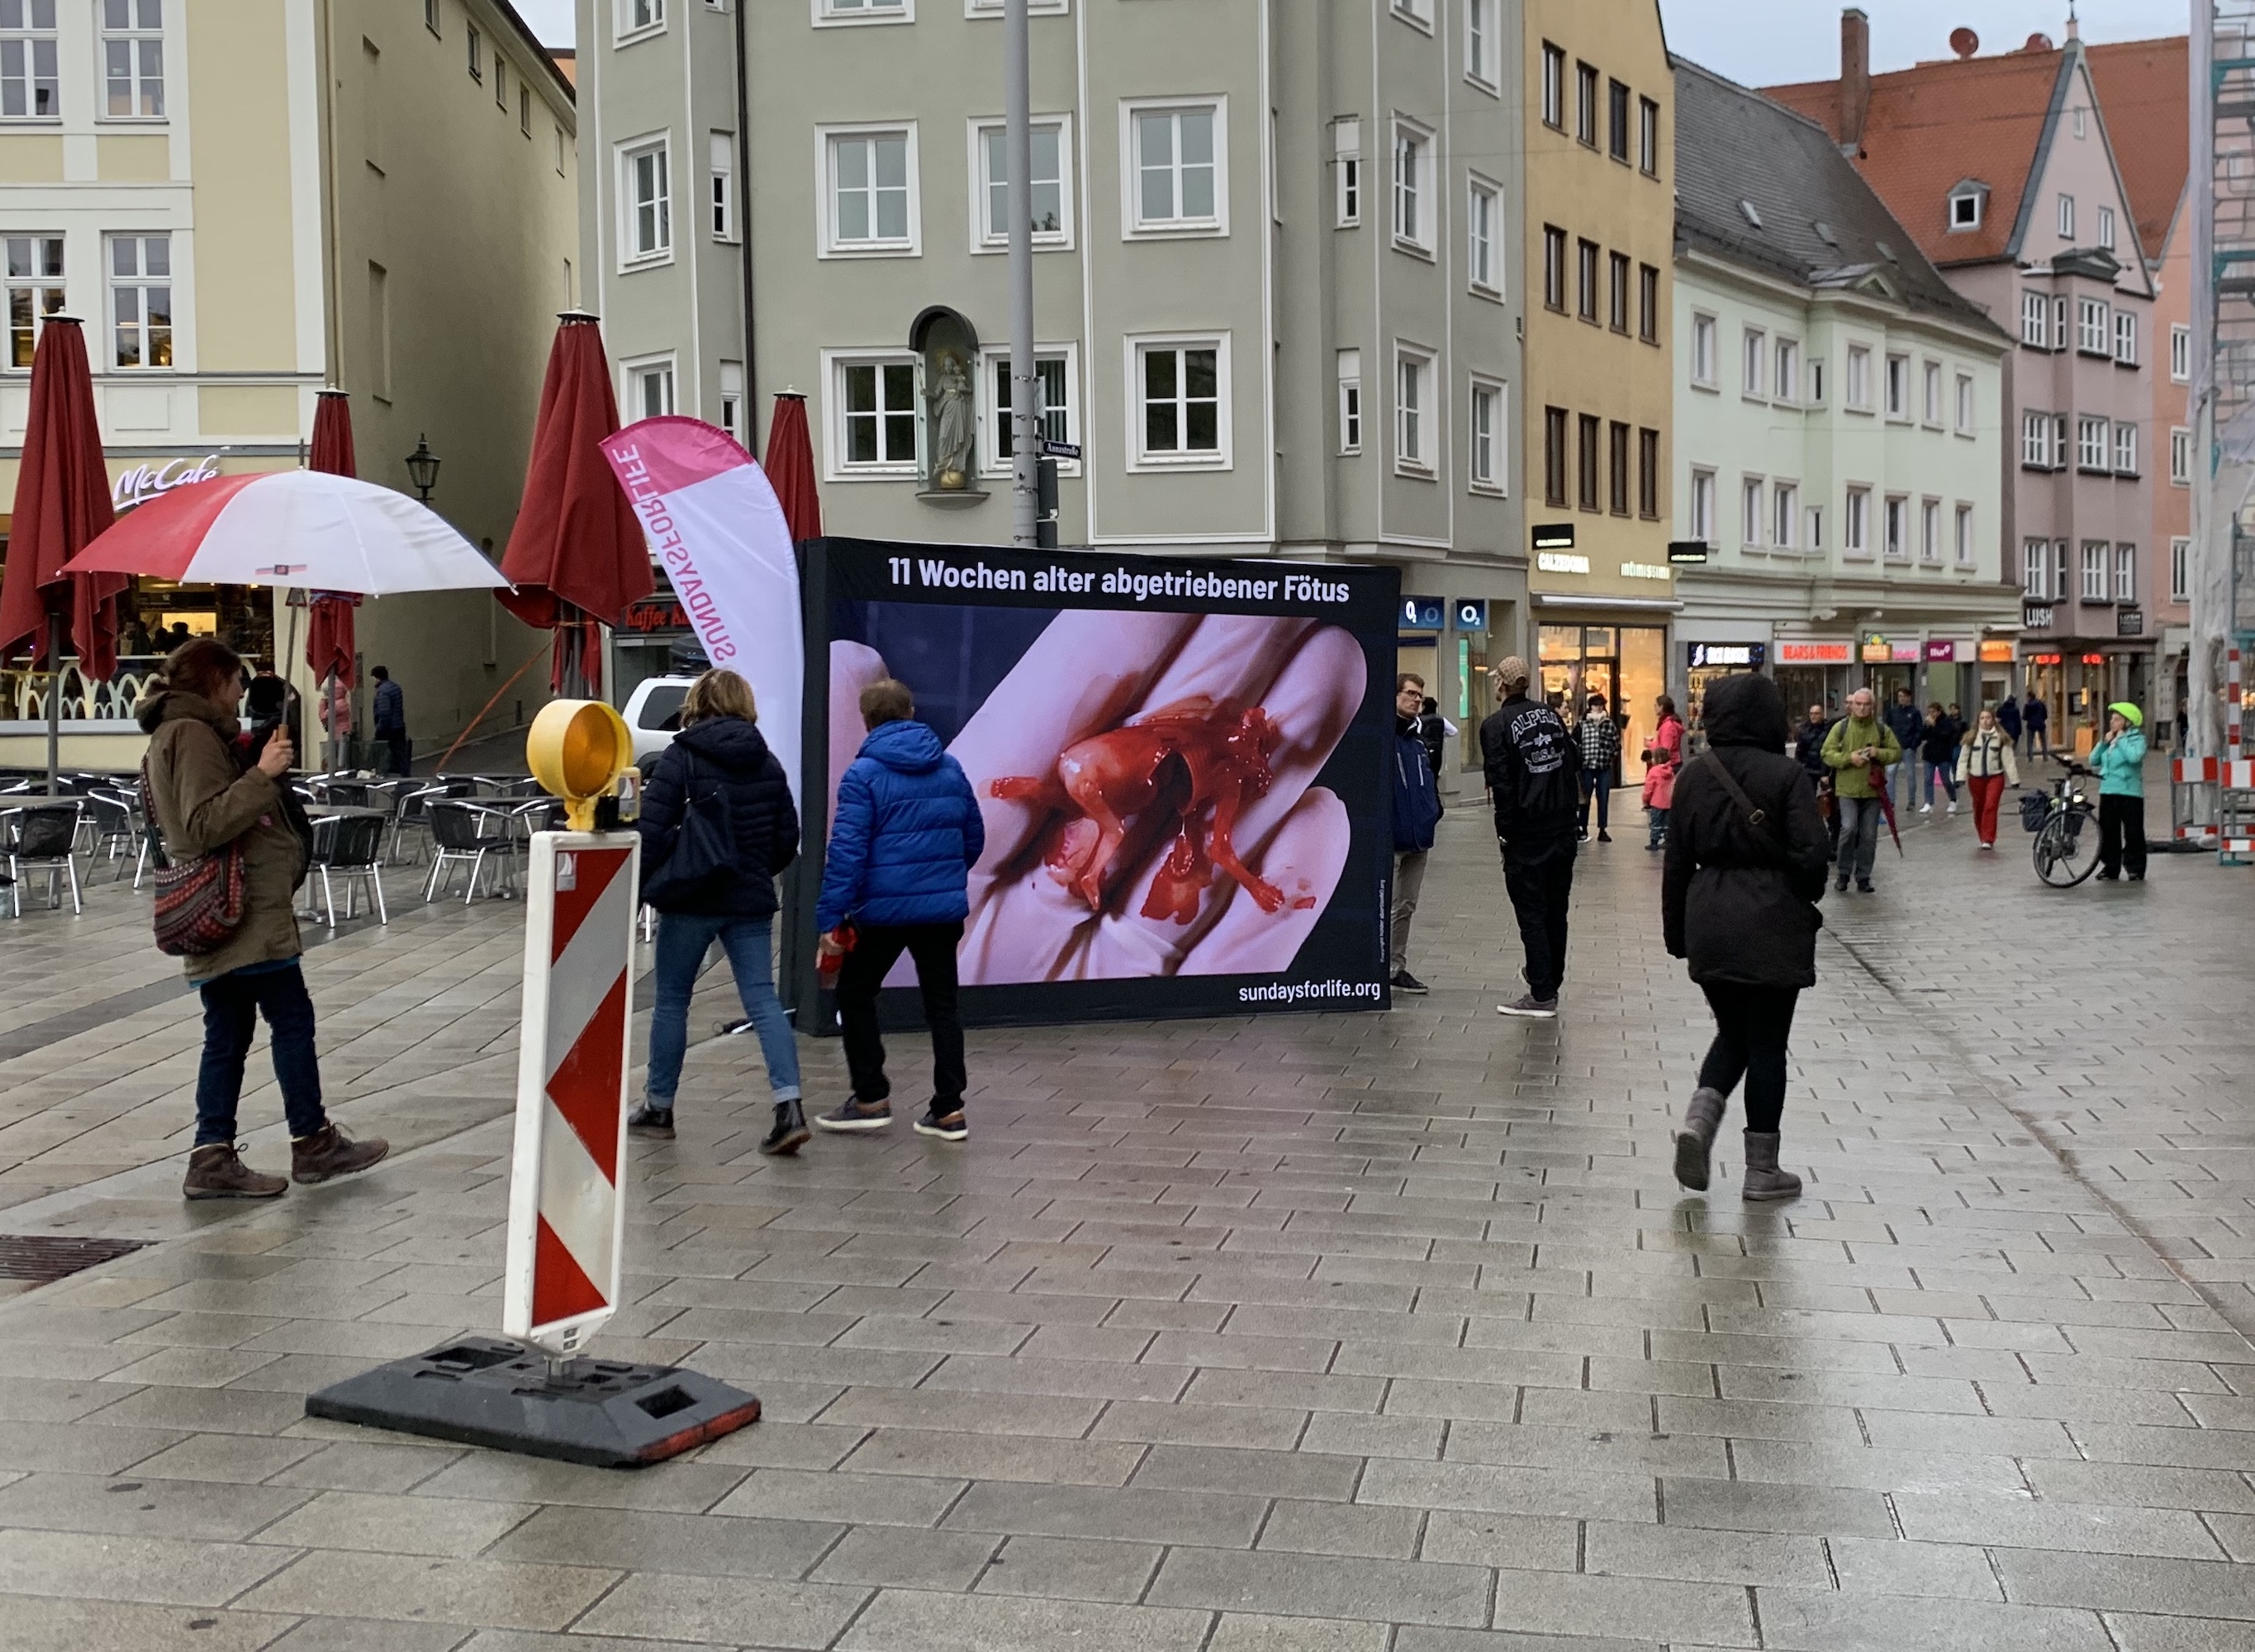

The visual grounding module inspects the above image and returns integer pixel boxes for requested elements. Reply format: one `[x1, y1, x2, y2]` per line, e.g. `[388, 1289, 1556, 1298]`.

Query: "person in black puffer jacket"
[632, 668, 808, 1155]
[1661, 672, 1830, 1203]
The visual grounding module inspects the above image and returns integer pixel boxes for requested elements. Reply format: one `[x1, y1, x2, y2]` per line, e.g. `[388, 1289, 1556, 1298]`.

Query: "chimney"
[1840, 8, 1871, 150]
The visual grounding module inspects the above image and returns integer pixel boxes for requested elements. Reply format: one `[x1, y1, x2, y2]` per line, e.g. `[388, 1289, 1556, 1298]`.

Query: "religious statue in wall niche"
[927, 352, 976, 491]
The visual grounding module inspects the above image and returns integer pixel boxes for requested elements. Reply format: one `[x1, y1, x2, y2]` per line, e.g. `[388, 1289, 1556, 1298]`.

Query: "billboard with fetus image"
[807, 539, 1398, 1027]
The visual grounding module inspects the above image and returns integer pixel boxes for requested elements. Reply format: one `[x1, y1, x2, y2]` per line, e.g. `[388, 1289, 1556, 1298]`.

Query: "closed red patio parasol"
[306, 390, 358, 761]
[0, 316, 123, 794]
[499, 312, 649, 697]
[764, 392, 823, 544]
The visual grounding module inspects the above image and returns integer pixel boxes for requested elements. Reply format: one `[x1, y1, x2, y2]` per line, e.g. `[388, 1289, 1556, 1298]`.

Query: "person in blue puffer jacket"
[814, 677, 986, 1142]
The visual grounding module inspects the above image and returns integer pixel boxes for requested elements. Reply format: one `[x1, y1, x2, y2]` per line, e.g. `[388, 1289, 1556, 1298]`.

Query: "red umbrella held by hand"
[0, 316, 123, 794]
[499, 312, 650, 697]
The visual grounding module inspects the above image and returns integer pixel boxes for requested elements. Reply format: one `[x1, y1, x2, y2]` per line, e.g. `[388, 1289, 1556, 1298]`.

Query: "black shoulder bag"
[1696, 751, 1790, 866]
[641, 750, 740, 908]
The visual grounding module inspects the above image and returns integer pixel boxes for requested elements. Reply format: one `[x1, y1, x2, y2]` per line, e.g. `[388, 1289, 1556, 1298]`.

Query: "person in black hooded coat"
[1661, 672, 1830, 1202]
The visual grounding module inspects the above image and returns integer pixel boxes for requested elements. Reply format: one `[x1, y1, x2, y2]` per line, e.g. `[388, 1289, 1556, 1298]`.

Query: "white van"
[621, 676, 696, 769]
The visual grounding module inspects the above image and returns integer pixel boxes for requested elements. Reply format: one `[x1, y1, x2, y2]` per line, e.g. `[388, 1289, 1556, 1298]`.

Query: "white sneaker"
[1918, 804, 1933, 814]
[1948, 800, 1958, 815]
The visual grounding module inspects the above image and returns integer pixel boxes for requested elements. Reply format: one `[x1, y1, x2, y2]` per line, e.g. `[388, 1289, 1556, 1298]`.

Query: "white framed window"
[100, 0, 164, 120]
[2172, 537, 2192, 602]
[2055, 539, 2073, 601]
[1949, 188, 1982, 230]
[2115, 422, 2138, 475]
[1921, 360, 1943, 425]
[2022, 409, 2053, 468]
[617, 136, 672, 265]
[466, 21, 481, 75]
[2081, 541, 2109, 601]
[1807, 358, 1825, 405]
[2114, 311, 2137, 367]
[1125, 100, 1224, 235]
[2116, 543, 2137, 602]
[1128, 334, 1229, 468]
[813, 0, 908, 24]
[1689, 468, 1715, 543]
[710, 131, 737, 242]
[1391, 117, 1433, 252]
[1332, 349, 1363, 456]
[1954, 503, 1974, 567]
[1333, 119, 1360, 227]
[2, 232, 61, 369]
[2172, 426, 2194, 486]
[2020, 290, 2049, 348]
[819, 123, 919, 256]
[1844, 487, 1870, 556]
[1469, 376, 1503, 493]
[425, 0, 439, 33]
[555, 124, 567, 176]
[2057, 193, 2074, 239]
[1393, 344, 1432, 474]
[1466, 176, 1499, 296]
[623, 353, 675, 421]
[2055, 295, 2068, 348]
[1465, 0, 1498, 90]
[2173, 323, 2193, 382]
[980, 344, 1080, 476]
[972, 116, 1071, 249]
[1884, 353, 1909, 419]
[2097, 205, 2115, 250]
[1640, 97, 1660, 176]
[1806, 506, 1823, 551]
[619, 0, 667, 35]
[1920, 497, 1941, 563]
[1773, 482, 1797, 549]
[2077, 297, 2109, 354]
[2024, 540, 2048, 594]
[965, 0, 1066, 14]
[1690, 314, 1716, 387]
[1954, 373, 1974, 435]
[0, 0, 56, 119]
[1883, 494, 1908, 560]
[1846, 345, 1871, 410]
[106, 232, 169, 369]
[1773, 339, 1798, 404]
[718, 359, 743, 444]
[521, 85, 532, 135]
[825, 351, 920, 477]
[1741, 328, 1765, 396]
[1740, 475, 1763, 546]
[1390, 0, 1434, 27]
[2077, 415, 2109, 472]
[1540, 43, 1564, 129]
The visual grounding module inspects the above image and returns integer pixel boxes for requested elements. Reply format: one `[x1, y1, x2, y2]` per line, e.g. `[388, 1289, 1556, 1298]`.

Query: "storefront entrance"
[1541, 623, 1667, 781]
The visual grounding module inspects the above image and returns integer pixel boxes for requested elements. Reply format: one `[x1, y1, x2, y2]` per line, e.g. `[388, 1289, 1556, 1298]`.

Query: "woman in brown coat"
[141, 638, 387, 1199]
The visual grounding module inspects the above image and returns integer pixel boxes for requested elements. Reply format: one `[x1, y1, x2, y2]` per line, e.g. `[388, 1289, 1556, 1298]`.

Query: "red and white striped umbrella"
[59, 469, 509, 596]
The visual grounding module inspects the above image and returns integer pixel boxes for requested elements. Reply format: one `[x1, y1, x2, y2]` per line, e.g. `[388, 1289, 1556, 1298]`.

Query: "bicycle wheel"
[2033, 807, 2100, 887]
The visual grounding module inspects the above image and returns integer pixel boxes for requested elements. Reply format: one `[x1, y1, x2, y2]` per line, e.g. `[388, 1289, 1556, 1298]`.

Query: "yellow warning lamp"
[527, 699, 636, 832]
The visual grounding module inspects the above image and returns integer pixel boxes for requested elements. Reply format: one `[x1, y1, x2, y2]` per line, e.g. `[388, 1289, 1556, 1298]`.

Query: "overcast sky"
[509, 0, 2181, 79]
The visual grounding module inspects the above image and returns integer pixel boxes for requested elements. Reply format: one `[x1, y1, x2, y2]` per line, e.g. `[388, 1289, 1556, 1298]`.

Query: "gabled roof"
[1764, 45, 2070, 268]
[2086, 36, 2191, 261]
[1672, 55, 2002, 336]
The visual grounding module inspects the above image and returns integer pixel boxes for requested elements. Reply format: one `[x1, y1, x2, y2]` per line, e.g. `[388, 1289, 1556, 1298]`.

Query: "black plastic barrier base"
[306, 1336, 759, 1468]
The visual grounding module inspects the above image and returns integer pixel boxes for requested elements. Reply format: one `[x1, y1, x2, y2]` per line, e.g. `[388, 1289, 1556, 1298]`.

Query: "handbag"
[140, 757, 247, 957]
[1696, 750, 1790, 865]
[640, 751, 739, 909]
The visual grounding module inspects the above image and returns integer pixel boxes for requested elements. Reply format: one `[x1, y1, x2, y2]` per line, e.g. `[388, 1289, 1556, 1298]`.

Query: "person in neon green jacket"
[2092, 701, 2147, 881]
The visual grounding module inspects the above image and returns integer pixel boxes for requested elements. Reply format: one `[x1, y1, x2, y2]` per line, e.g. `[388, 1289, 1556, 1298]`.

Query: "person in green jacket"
[2093, 701, 2148, 881]
[1820, 687, 1902, 894]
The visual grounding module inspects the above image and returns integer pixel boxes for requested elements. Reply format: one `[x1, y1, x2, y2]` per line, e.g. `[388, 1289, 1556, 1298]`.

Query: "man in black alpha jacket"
[1479, 656, 1580, 1018]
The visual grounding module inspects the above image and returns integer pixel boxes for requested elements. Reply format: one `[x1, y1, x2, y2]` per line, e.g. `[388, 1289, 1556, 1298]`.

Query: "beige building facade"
[0, 0, 578, 768]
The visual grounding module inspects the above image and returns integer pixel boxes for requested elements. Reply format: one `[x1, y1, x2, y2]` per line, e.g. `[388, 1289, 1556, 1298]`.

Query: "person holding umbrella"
[1821, 687, 1900, 893]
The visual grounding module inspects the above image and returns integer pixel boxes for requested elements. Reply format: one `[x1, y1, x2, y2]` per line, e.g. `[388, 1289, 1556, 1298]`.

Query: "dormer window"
[1949, 188, 1983, 230]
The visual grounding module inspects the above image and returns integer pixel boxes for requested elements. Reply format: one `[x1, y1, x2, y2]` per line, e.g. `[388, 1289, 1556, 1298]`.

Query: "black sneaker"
[914, 1107, 969, 1142]
[1597, 831, 1612, 843]
[627, 1104, 675, 1139]
[1577, 829, 1589, 843]
[759, 1099, 809, 1156]
[1856, 881, 1874, 894]
[1834, 876, 1849, 892]
[1390, 969, 1428, 995]
[814, 1097, 893, 1133]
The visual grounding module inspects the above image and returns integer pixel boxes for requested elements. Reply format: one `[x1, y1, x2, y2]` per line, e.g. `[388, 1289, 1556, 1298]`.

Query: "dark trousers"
[379, 729, 410, 776]
[1578, 767, 1611, 834]
[194, 961, 328, 1147]
[1698, 982, 1799, 1134]
[1501, 835, 1576, 1000]
[836, 920, 967, 1108]
[2098, 793, 2147, 878]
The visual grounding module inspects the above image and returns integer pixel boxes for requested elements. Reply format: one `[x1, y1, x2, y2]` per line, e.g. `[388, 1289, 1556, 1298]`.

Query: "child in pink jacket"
[1642, 696, 1684, 851]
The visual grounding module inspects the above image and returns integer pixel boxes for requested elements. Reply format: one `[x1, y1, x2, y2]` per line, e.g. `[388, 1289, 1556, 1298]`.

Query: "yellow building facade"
[0, 0, 577, 768]
[1520, 0, 1676, 771]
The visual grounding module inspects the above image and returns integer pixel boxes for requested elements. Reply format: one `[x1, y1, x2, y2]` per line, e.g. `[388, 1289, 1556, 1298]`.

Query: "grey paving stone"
[0, 1526, 293, 1607]
[976, 1533, 1163, 1602]
[1484, 1567, 1756, 1645]
[1208, 1614, 1391, 1652]
[810, 1525, 997, 1590]
[1258, 1496, 1424, 1559]
[839, 1426, 1142, 1487]
[572, 1573, 870, 1648]
[0, 1470, 311, 1543]
[1417, 1509, 1581, 1571]
[1146, 1543, 1491, 1627]
[235, 1550, 618, 1631]
[944, 1480, 1269, 1546]
[0, 1597, 297, 1652]
[1131, 1443, 1361, 1502]
[710, 1466, 965, 1527]
[262, 1617, 473, 1652]
[838, 1588, 1211, 1652]
[1584, 1519, 1829, 1588]
[1753, 1587, 2116, 1650]
[1826, 1536, 2005, 1601]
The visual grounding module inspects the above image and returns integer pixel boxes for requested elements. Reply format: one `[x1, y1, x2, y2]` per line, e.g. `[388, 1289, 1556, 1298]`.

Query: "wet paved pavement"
[1, 781, 2253, 1650]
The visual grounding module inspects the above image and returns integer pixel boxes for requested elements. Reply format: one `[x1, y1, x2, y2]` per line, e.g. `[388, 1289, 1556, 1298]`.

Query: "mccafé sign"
[113, 454, 221, 510]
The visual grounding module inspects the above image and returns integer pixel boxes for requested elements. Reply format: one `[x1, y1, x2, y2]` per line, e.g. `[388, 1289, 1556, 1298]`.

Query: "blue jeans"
[1578, 767, 1611, 833]
[1920, 758, 1958, 804]
[646, 913, 800, 1106]
[195, 961, 328, 1147]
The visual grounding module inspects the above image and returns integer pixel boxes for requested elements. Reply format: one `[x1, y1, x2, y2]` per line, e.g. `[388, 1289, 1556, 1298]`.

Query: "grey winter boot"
[1672, 1087, 1728, 1191]
[1740, 1131, 1803, 1202]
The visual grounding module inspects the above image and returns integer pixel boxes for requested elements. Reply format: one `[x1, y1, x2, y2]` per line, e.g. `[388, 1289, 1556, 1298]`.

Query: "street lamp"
[404, 434, 440, 501]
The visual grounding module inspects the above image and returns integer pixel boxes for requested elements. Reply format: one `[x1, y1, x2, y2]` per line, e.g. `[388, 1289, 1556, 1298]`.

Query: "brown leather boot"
[183, 1143, 287, 1200]
[291, 1124, 391, 1184]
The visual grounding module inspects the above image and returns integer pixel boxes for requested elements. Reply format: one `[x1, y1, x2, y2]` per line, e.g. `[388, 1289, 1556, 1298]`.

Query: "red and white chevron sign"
[503, 833, 642, 1355]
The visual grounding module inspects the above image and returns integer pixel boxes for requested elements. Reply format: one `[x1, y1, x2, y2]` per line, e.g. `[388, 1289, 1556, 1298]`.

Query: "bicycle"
[2028, 760, 2099, 887]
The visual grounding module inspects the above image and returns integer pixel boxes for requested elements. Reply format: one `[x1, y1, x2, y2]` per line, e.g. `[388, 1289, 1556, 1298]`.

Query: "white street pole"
[1005, 0, 1037, 546]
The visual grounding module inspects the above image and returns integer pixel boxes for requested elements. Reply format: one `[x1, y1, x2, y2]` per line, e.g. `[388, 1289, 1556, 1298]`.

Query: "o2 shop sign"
[113, 453, 221, 511]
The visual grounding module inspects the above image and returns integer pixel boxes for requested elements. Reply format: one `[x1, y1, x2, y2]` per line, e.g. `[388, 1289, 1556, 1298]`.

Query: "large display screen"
[791, 539, 1399, 1029]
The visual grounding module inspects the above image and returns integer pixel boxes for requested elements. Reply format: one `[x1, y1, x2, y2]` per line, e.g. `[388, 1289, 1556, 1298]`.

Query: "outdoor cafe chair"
[309, 811, 389, 928]
[424, 800, 508, 904]
[83, 790, 138, 881]
[2, 802, 83, 917]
